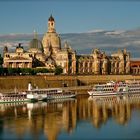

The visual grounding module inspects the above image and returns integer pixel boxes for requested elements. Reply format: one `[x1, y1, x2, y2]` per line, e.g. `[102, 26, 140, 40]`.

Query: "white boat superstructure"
[0, 82, 76, 103]
[121, 80, 140, 94]
[88, 81, 126, 96]
[47, 90, 76, 99]
[0, 92, 29, 103]
[26, 82, 76, 101]
[88, 80, 140, 96]
[26, 88, 63, 101]
[26, 82, 63, 101]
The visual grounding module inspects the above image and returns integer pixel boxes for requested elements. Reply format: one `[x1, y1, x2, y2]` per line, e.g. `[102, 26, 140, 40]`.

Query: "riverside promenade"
[0, 74, 140, 94]
[62, 85, 92, 95]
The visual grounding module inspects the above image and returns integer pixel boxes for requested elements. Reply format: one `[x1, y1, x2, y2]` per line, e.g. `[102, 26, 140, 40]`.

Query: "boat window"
[96, 87, 103, 91]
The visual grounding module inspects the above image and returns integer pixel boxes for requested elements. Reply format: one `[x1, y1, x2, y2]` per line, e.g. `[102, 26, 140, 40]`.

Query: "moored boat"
[25, 82, 76, 101]
[88, 80, 140, 96]
[88, 81, 126, 96]
[0, 92, 30, 103]
[47, 90, 76, 100]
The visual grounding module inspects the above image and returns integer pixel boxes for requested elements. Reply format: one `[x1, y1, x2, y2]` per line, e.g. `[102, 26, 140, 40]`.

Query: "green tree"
[0, 54, 3, 66]
[55, 66, 63, 75]
[20, 68, 33, 75]
[0, 67, 4, 75]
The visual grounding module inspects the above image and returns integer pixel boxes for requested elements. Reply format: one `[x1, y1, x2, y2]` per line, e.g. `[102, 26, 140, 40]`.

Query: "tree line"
[0, 66, 63, 76]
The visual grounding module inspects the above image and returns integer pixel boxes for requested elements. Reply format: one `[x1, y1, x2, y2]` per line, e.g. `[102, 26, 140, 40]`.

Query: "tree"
[0, 67, 4, 75]
[55, 66, 63, 75]
[0, 54, 3, 66]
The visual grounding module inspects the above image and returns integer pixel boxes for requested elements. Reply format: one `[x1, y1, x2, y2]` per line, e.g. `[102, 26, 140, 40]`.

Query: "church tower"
[42, 15, 61, 57]
[48, 15, 56, 33]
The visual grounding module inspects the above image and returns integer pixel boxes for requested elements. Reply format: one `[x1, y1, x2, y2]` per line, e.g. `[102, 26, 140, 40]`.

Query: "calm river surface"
[1, 93, 140, 140]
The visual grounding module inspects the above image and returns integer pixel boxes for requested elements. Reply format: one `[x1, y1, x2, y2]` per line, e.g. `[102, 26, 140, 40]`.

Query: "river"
[0, 93, 140, 139]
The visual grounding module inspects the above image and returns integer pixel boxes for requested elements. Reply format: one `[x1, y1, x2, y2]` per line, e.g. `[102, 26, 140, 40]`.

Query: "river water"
[1, 94, 140, 140]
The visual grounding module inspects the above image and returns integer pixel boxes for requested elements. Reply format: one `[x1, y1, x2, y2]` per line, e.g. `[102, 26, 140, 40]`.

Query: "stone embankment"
[0, 75, 140, 93]
[62, 85, 92, 95]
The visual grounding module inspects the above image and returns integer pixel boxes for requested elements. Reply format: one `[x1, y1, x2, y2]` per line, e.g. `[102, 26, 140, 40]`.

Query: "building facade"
[130, 60, 140, 75]
[3, 15, 131, 75]
[77, 48, 130, 75]
[3, 15, 76, 74]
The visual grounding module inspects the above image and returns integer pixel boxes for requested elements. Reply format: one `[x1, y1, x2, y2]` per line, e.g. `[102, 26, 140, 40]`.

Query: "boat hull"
[47, 93, 76, 100]
[88, 90, 140, 96]
[88, 91, 120, 96]
[0, 98, 31, 103]
[88, 80, 140, 97]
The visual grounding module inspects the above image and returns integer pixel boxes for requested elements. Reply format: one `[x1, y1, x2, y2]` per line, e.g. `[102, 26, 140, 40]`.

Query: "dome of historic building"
[42, 32, 61, 49]
[15, 43, 24, 53]
[29, 38, 44, 53]
[42, 15, 61, 56]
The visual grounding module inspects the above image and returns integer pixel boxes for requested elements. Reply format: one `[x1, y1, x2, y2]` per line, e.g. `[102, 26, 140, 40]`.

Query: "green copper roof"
[30, 38, 43, 52]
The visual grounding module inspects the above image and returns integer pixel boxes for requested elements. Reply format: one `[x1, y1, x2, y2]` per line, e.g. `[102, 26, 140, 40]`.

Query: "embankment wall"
[0, 75, 139, 92]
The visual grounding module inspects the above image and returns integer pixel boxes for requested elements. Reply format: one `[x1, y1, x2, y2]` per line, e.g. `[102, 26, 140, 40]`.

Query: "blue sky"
[0, 0, 140, 34]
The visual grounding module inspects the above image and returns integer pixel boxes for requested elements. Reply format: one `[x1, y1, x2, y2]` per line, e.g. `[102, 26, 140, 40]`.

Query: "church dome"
[42, 32, 61, 49]
[42, 15, 61, 56]
[29, 38, 44, 53]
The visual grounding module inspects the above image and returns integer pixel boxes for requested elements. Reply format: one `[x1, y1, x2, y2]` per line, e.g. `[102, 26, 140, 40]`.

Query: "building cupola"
[29, 30, 44, 53]
[48, 14, 56, 33]
[48, 14, 55, 21]
[42, 15, 61, 56]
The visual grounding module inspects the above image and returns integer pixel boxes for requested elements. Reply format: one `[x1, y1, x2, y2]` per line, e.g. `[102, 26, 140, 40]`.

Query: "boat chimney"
[28, 82, 32, 91]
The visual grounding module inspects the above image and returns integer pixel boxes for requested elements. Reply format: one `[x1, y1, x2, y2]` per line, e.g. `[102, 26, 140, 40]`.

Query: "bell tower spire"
[48, 14, 56, 33]
[33, 29, 38, 39]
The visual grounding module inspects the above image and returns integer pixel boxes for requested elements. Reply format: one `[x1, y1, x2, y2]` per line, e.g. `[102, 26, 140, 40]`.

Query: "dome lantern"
[42, 15, 61, 56]
[48, 14, 55, 21]
[48, 14, 56, 33]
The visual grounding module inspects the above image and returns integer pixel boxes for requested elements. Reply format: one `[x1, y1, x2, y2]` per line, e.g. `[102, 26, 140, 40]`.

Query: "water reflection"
[88, 95, 131, 128]
[1, 94, 140, 139]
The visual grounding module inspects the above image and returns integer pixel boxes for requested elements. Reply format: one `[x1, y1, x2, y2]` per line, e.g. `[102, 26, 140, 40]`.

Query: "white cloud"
[105, 30, 125, 35]
[87, 29, 104, 33]
[0, 41, 29, 48]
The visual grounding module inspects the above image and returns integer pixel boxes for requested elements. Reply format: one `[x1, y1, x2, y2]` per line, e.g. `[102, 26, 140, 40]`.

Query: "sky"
[0, 0, 140, 34]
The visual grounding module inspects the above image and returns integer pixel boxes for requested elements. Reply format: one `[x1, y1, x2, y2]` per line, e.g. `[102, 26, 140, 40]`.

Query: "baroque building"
[77, 48, 130, 75]
[3, 15, 130, 75]
[3, 15, 76, 74]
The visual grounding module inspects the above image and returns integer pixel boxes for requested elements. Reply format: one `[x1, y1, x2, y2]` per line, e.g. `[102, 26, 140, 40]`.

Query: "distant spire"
[3, 46, 8, 54]
[64, 41, 69, 49]
[33, 30, 38, 39]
